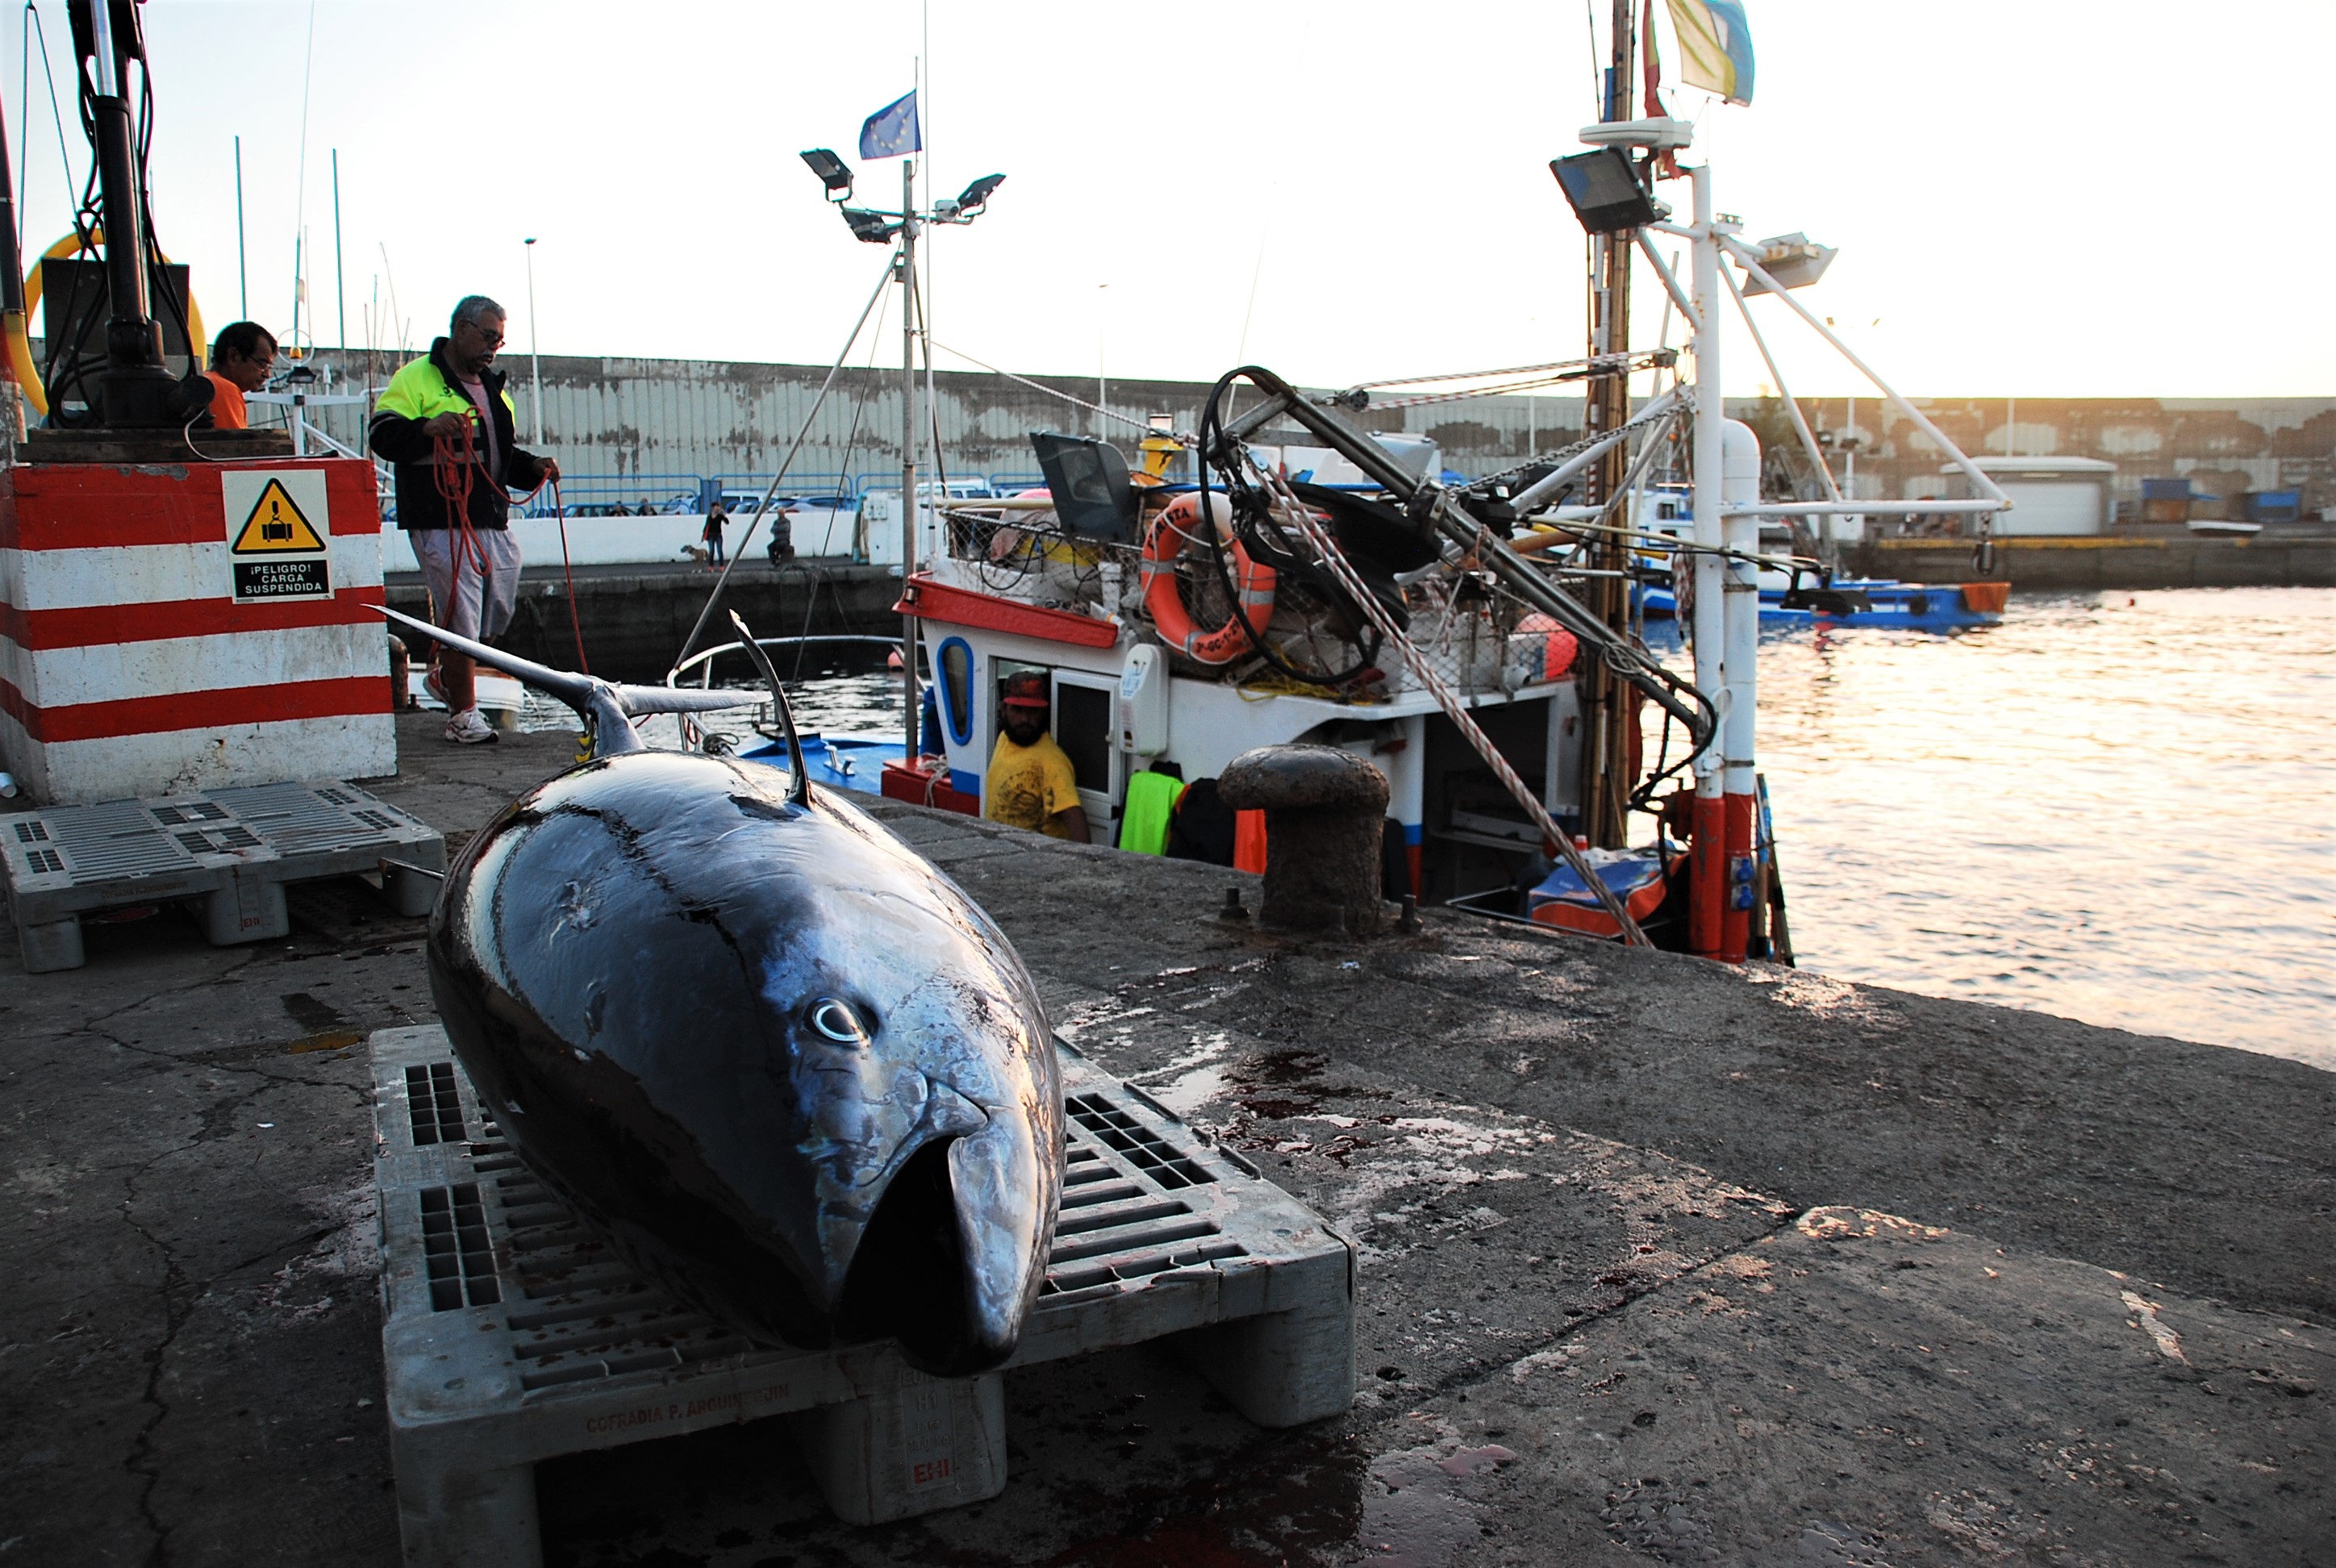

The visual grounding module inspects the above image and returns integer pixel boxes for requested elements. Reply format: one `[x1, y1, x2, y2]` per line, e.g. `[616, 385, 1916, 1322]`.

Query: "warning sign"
[231, 478, 327, 553]
[222, 469, 333, 604]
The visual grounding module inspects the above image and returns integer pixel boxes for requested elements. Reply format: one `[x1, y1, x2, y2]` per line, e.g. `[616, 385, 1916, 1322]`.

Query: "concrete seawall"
[1854, 532, 2336, 590]
[3, 713, 2326, 1564]
[269, 346, 2336, 524]
[384, 560, 907, 681]
[386, 534, 2336, 685]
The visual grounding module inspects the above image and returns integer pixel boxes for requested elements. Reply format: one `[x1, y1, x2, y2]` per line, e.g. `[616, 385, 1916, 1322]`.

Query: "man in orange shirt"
[201, 322, 276, 428]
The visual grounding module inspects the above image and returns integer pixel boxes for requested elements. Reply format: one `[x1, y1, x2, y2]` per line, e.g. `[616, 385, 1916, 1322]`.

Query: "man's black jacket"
[366, 337, 549, 532]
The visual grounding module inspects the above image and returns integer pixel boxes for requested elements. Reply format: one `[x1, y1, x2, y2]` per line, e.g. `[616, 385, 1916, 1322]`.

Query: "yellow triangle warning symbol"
[231, 479, 327, 553]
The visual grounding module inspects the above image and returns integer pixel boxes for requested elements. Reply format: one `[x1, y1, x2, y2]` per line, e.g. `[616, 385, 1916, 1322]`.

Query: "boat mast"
[900, 156, 920, 765]
[1579, 0, 1638, 847]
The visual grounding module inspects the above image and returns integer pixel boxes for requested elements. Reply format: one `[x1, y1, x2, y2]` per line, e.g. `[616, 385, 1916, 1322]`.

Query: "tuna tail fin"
[378, 605, 749, 755]
[728, 611, 810, 804]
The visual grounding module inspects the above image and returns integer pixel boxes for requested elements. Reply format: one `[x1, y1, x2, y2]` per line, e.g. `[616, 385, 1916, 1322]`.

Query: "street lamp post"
[524, 237, 543, 447]
[797, 150, 1006, 770]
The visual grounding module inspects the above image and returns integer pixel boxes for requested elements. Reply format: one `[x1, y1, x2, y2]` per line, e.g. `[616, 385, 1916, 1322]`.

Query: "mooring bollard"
[1219, 744, 1391, 936]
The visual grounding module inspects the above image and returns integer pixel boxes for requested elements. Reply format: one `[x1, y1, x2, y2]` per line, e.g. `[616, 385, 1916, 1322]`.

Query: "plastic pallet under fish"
[1, 779, 444, 971]
[370, 1024, 1354, 1567]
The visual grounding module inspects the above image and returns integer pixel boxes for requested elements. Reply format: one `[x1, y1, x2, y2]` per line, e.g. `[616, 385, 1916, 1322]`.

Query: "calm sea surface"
[689, 589, 2333, 1070]
[1702, 587, 2334, 1070]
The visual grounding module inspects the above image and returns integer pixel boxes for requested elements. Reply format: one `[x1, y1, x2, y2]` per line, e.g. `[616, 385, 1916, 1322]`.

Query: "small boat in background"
[1636, 572, 2010, 630]
[1626, 494, 2008, 630]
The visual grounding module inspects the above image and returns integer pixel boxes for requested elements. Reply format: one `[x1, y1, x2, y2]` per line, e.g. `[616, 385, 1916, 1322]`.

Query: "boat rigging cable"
[1337, 351, 1671, 414]
[1717, 265, 1840, 505]
[1196, 365, 1716, 768]
[927, 337, 1161, 437]
[1470, 386, 1682, 511]
[1253, 462, 1650, 946]
[671, 256, 897, 673]
[19, 3, 75, 252]
[1345, 352, 1640, 393]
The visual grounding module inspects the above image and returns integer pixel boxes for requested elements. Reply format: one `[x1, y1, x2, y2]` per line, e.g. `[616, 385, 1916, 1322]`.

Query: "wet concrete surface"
[2, 711, 2328, 1566]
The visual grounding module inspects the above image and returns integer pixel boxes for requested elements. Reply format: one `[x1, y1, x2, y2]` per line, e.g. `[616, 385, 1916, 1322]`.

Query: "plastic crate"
[1, 780, 443, 970]
[369, 1024, 1353, 1566]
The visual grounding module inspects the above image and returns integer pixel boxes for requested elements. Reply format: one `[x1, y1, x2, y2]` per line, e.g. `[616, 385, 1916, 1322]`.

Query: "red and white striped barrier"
[0, 457, 394, 803]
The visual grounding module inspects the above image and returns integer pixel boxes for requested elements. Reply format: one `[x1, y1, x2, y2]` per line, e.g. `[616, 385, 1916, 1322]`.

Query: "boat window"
[1052, 682, 1112, 794]
[935, 637, 974, 746]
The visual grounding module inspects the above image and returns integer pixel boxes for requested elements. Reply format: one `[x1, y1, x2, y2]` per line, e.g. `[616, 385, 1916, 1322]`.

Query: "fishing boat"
[670, 11, 2016, 965]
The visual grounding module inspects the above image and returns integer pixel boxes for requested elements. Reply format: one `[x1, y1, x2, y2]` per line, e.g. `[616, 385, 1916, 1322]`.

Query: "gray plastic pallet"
[370, 1024, 1354, 1567]
[1, 780, 443, 970]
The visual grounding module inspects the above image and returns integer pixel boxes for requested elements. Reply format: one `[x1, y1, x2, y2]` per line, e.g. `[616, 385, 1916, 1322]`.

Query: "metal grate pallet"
[370, 1024, 1354, 1567]
[2, 780, 443, 971]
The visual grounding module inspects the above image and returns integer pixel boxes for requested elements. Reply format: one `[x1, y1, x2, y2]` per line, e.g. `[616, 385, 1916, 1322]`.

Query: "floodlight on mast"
[799, 148, 854, 202]
[933, 173, 1006, 223]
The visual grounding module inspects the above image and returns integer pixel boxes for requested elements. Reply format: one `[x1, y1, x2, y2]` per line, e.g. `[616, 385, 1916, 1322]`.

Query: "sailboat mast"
[1579, 0, 1638, 847]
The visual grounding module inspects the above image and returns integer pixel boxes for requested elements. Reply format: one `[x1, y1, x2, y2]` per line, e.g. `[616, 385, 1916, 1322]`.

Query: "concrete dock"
[4, 715, 2329, 1566]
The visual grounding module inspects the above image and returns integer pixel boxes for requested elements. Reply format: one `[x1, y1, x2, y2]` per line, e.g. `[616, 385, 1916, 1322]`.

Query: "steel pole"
[524, 238, 542, 446]
[78, 0, 172, 423]
[1578, 0, 1640, 848]
[332, 149, 344, 349]
[235, 136, 247, 319]
[0, 102, 22, 441]
[1720, 419, 1759, 964]
[899, 159, 920, 765]
[1687, 165, 1727, 959]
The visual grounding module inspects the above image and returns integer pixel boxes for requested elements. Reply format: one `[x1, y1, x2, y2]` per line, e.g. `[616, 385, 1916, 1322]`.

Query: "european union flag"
[860, 91, 921, 160]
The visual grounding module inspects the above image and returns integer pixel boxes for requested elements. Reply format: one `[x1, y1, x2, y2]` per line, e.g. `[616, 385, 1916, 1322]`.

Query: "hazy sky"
[15, 1, 2331, 398]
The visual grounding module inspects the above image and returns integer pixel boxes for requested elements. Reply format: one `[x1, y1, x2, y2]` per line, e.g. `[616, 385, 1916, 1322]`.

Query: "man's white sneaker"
[423, 666, 448, 707]
[444, 707, 499, 745]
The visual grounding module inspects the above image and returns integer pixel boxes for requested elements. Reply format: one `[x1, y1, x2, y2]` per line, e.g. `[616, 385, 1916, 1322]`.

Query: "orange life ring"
[1140, 492, 1277, 665]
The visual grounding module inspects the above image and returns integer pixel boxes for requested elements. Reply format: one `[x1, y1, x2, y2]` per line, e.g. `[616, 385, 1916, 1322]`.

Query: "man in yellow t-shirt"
[984, 673, 1091, 842]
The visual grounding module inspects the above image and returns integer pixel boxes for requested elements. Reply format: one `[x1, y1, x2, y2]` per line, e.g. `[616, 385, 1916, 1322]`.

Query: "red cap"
[999, 672, 1049, 710]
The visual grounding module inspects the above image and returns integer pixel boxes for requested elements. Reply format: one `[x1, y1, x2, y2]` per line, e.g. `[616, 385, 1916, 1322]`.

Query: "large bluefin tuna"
[380, 607, 1063, 1376]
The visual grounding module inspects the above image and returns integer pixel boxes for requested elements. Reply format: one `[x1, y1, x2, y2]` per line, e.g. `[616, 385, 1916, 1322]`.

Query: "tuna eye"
[807, 999, 869, 1045]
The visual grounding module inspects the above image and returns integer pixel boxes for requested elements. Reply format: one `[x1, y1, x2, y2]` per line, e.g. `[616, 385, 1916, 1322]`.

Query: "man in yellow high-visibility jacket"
[368, 296, 559, 744]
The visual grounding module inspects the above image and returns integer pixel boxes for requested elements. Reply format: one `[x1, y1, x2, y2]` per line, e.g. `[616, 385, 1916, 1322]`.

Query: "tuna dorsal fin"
[728, 611, 809, 803]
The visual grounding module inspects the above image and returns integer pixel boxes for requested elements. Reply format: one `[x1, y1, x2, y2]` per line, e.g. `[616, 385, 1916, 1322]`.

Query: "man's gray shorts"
[413, 528, 522, 642]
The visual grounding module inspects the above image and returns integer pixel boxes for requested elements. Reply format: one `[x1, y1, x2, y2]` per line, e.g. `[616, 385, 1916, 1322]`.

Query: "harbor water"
[1729, 587, 2334, 1071]
[646, 589, 2332, 1071]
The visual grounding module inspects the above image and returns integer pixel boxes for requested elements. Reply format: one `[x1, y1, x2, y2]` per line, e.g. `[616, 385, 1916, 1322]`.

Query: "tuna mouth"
[834, 1137, 996, 1375]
